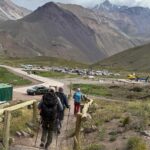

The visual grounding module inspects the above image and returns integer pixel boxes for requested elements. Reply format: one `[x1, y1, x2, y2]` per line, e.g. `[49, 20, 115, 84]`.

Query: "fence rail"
[0, 100, 38, 150]
[74, 98, 94, 150]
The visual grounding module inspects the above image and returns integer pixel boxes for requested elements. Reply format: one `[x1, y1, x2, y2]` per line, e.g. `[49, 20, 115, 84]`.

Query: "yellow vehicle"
[127, 74, 137, 80]
[128, 74, 149, 82]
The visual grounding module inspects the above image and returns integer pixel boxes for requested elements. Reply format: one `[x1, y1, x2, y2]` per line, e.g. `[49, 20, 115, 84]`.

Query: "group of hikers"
[38, 86, 83, 150]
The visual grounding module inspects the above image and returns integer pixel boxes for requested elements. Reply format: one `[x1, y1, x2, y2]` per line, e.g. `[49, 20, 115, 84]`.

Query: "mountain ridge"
[0, 2, 105, 64]
[0, 0, 31, 21]
[94, 43, 150, 71]
[92, 0, 150, 38]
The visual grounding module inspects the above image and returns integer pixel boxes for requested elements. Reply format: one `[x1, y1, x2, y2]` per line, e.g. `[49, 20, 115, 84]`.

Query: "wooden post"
[74, 113, 82, 150]
[3, 111, 11, 150]
[33, 102, 37, 126]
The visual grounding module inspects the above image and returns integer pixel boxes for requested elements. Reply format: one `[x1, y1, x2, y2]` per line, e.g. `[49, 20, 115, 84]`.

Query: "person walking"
[73, 88, 83, 115]
[38, 87, 63, 150]
[56, 87, 70, 121]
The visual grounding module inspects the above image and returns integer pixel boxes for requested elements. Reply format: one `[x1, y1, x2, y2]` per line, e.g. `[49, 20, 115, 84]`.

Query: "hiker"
[73, 88, 83, 115]
[38, 87, 63, 150]
[56, 87, 70, 122]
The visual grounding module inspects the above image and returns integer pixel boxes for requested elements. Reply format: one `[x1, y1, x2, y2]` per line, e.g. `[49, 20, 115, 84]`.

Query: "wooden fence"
[0, 100, 38, 150]
[74, 99, 94, 150]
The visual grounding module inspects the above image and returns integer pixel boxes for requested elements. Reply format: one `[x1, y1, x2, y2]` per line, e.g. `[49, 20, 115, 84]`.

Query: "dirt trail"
[10, 85, 75, 150]
[0, 65, 76, 150]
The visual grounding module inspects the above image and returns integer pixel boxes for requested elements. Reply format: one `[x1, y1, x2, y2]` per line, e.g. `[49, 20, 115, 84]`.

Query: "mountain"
[0, 2, 106, 63]
[93, 0, 120, 12]
[93, 0, 150, 38]
[94, 43, 150, 71]
[58, 3, 140, 57]
[0, 0, 31, 21]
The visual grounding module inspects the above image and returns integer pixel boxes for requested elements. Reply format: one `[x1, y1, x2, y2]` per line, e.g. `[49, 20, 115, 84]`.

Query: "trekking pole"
[34, 120, 41, 147]
[66, 107, 71, 131]
[56, 131, 58, 150]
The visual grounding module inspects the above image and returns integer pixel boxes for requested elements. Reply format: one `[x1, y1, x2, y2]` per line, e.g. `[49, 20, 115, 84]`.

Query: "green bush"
[98, 127, 106, 141]
[109, 135, 117, 142]
[109, 131, 117, 142]
[85, 144, 106, 150]
[127, 137, 147, 150]
[122, 116, 130, 127]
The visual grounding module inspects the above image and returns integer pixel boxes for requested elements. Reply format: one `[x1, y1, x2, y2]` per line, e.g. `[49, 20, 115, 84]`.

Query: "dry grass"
[80, 99, 150, 150]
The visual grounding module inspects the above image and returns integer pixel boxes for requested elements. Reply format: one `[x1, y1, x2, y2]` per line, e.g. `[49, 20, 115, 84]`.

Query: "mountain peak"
[102, 0, 112, 6]
[93, 0, 118, 11]
[37, 2, 60, 12]
[26, 2, 64, 20]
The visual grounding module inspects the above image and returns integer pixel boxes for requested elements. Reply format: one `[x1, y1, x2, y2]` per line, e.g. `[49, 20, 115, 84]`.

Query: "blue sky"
[12, 0, 150, 10]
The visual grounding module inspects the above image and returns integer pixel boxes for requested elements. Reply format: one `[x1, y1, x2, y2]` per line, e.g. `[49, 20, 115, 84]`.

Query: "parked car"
[27, 85, 49, 95]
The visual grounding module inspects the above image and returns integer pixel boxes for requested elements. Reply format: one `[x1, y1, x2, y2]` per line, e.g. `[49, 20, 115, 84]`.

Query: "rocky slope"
[58, 3, 141, 57]
[93, 0, 150, 38]
[0, 2, 105, 63]
[0, 0, 31, 21]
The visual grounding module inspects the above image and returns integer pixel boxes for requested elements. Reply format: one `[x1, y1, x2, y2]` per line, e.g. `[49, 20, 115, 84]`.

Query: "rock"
[9, 137, 15, 144]
[87, 114, 92, 120]
[16, 131, 22, 137]
[122, 136, 127, 139]
[91, 125, 97, 130]
[27, 127, 32, 134]
[26, 122, 35, 128]
[27, 127, 34, 137]
[117, 128, 125, 134]
[141, 130, 150, 137]
[20, 130, 30, 137]
[83, 126, 97, 134]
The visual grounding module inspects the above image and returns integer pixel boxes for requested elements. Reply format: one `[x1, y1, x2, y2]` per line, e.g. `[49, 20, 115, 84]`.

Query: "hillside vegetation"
[93, 43, 150, 71]
[0, 66, 31, 86]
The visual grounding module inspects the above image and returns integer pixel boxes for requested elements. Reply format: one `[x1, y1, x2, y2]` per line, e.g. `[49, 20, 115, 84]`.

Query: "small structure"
[0, 84, 13, 102]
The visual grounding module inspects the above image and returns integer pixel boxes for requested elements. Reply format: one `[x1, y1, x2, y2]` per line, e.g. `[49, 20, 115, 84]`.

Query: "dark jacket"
[55, 92, 69, 110]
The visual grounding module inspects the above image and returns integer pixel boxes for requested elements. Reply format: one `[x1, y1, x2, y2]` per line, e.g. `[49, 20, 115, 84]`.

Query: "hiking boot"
[40, 142, 44, 148]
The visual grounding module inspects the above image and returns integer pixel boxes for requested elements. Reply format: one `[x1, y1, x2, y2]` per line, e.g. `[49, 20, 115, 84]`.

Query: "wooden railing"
[74, 99, 94, 150]
[0, 100, 38, 150]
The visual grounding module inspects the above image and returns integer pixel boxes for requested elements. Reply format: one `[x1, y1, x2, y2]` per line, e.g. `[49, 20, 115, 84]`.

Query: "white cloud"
[12, 0, 150, 10]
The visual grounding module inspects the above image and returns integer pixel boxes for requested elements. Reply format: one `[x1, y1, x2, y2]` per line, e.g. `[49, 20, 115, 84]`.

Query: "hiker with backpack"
[38, 87, 63, 150]
[56, 87, 70, 121]
[73, 88, 83, 115]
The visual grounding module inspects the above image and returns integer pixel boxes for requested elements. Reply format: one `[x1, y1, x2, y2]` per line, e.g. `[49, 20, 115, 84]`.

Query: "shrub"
[122, 116, 130, 127]
[130, 87, 143, 92]
[126, 137, 147, 150]
[85, 144, 106, 150]
[109, 135, 117, 142]
[109, 131, 117, 142]
[109, 85, 120, 89]
[98, 127, 106, 141]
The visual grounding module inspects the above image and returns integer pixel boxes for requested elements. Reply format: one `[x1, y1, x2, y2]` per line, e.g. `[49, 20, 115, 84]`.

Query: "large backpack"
[40, 92, 58, 122]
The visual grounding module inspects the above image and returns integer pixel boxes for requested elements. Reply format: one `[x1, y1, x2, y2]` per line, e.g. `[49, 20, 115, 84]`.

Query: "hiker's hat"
[49, 86, 56, 92]
[77, 88, 80, 91]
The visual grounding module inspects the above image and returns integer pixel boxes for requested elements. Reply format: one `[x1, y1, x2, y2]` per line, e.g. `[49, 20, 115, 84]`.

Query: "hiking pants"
[74, 102, 80, 115]
[41, 121, 54, 148]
